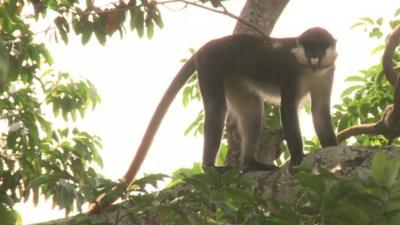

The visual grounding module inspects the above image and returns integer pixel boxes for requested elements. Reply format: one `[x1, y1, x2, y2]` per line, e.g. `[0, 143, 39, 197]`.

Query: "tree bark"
[233, 0, 289, 36]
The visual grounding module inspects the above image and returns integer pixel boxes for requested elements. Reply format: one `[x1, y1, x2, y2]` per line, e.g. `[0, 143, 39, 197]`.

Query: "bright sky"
[15, 0, 399, 224]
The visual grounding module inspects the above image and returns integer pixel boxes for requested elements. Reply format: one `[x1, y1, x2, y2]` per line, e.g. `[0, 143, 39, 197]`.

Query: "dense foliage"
[69, 152, 400, 225]
[0, 0, 224, 224]
[333, 10, 400, 145]
[0, 1, 107, 224]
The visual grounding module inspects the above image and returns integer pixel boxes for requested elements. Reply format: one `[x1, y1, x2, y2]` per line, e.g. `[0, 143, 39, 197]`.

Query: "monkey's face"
[291, 27, 337, 70]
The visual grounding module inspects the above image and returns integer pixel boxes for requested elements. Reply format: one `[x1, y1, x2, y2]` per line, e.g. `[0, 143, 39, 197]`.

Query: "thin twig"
[174, 0, 267, 37]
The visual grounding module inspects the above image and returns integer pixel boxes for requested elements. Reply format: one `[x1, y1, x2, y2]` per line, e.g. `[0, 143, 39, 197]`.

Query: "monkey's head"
[291, 27, 337, 70]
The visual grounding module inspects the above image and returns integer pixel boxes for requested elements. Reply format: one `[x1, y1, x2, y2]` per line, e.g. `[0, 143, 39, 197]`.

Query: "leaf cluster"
[281, 152, 400, 225]
[24, 0, 166, 44]
[334, 11, 400, 145]
[0, 1, 108, 224]
[0, 0, 239, 223]
[81, 166, 270, 225]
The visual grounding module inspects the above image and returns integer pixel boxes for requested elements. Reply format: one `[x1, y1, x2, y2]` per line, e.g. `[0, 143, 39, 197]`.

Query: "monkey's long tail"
[87, 56, 196, 216]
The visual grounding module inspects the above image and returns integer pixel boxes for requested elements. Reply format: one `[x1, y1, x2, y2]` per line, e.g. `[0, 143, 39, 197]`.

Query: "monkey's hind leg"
[225, 83, 277, 171]
[202, 98, 226, 168]
[197, 69, 227, 168]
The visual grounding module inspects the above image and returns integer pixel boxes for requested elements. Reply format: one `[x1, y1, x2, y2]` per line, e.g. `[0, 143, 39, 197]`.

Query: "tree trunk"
[233, 0, 288, 36]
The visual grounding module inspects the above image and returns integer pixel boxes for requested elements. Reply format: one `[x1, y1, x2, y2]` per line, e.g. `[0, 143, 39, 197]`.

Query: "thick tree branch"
[383, 25, 400, 87]
[337, 123, 381, 143]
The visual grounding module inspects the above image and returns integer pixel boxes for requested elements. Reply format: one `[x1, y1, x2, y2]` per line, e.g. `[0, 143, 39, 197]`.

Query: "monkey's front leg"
[280, 99, 303, 172]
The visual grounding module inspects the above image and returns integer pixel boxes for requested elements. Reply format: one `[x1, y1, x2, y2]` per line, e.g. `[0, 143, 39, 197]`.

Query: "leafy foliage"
[0, 0, 236, 223]
[334, 12, 400, 145]
[287, 152, 400, 225]
[71, 152, 400, 225]
[0, 0, 120, 223]
[82, 166, 271, 225]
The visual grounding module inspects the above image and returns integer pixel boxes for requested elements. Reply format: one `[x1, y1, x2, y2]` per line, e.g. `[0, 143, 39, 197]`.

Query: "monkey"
[87, 27, 339, 215]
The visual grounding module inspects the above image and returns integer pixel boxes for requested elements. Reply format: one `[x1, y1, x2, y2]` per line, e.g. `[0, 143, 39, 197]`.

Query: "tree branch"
[337, 123, 381, 143]
[383, 25, 400, 87]
[166, 0, 267, 37]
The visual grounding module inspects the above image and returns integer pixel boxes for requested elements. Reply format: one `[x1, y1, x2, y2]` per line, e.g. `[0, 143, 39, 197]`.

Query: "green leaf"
[330, 203, 371, 225]
[386, 200, 400, 213]
[136, 10, 144, 37]
[297, 174, 325, 194]
[361, 17, 374, 24]
[81, 23, 93, 45]
[29, 171, 72, 188]
[341, 85, 363, 98]
[184, 112, 203, 136]
[351, 22, 366, 29]
[383, 156, 400, 188]
[146, 20, 154, 39]
[132, 173, 168, 190]
[60, 29, 68, 44]
[94, 27, 106, 45]
[153, 9, 164, 29]
[371, 152, 386, 185]
[215, 143, 227, 166]
[57, 182, 75, 214]
[222, 187, 255, 204]
[183, 174, 212, 193]
[182, 87, 191, 107]
[37, 44, 53, 64]
[55, 17, 69, 44]
[395, 8, 400, 17]
[94, 17, 107, 45]
[33, 186, 39, 206]
[130, 8, 140, 30]
[370, 44, 385, 54]
[390, 20, 400, 29]
[376, 17, 384, 26]
[0, 204, 20, 225]
[0, 38, 9, 86]
[345, 76, 365, 82]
